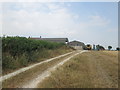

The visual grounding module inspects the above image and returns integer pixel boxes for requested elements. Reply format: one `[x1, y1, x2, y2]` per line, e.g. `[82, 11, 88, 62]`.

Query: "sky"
[0, 2, 118, 49]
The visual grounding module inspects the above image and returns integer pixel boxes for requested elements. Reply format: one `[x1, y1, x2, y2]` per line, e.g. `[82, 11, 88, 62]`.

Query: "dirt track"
[2, 50, 86, 88]
[0, 51, 73, 82]
[22, 50, 86, 88]
[2, 51, 118, 88]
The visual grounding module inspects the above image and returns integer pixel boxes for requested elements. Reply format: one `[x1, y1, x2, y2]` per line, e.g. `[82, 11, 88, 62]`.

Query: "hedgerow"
[2, 36, 66, 72]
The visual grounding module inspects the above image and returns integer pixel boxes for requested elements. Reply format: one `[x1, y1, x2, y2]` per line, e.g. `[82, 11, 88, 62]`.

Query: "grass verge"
[38, 51, 118, 88]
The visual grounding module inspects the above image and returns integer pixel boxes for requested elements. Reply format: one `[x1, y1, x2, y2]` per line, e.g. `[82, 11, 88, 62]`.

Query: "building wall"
[71, 46, 83, 50]
[68, 41, 85, 50]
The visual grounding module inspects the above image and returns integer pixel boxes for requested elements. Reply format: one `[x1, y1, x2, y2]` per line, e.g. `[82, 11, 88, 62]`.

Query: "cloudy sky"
[1, 2, 118, 49]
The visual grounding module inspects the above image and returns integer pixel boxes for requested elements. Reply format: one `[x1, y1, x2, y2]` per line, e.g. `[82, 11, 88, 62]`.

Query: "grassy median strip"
[2, 51, 75, 88]
[38, 51, 118, 88]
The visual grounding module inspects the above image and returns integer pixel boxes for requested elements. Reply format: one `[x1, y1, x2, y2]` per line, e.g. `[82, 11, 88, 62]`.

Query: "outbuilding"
[68, 40, 86, 50]
[30, 37, 69, 44]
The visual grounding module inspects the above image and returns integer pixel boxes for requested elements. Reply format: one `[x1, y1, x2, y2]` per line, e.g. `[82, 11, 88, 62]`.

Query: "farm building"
[30, 37, 69, 44]
[68, 40, 86, 50]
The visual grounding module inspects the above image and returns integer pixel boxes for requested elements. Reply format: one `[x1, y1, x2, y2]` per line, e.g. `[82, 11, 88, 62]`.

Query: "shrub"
[2, 53, 19, 69]
[18, 53, 28, 66]
[2, 36, 66, 71]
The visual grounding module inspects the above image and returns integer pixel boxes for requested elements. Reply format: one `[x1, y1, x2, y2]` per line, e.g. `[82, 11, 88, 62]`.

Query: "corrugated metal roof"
[68, 40, 85, 46]
[68, 40, 84, 44]
[30, 38, 69, 43]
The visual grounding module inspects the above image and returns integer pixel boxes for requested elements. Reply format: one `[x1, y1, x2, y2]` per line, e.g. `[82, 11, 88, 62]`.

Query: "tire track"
[22, 50, 87, 88]
[0, 51, 74, 82]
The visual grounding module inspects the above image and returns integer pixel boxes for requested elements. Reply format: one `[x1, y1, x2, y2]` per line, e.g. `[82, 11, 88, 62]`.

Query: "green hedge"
[2, 36, 66, 71]
[2, 37, 65, 56]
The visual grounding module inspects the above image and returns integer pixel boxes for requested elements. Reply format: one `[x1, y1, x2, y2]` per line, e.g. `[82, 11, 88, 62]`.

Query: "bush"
[2, 53, 19, 69]
[18, 53, 28, 66]
[2, 36, 66, 71]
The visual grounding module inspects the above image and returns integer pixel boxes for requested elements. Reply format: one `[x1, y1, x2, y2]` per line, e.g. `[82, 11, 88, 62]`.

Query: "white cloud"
[3, 3, 80, 37]
[67, 3, 71, 7]
[47, 3, 60, 10]
[89, 15, 110, 26]
[0, 3, 2, 36]
[0, 0, 119, 2]
[2, 2, 113, 49]
[2, 2, 118, 50]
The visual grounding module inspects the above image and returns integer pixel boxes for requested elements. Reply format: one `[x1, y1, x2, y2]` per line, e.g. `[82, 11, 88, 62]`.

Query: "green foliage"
[18, 53, 28, 66]
[108, 46, 112, 50]
[2, 53, 18, 69]
[96, 45, 105, 51]
[2, 36, 66, 71]
[116, 47, 120, 51]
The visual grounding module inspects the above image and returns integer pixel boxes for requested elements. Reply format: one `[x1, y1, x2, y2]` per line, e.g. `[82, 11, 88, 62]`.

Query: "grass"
[38, 51, 118, 88]
[3, 46, 73, 75]
[2, 50, 75, 88]
[102, 51, 118, 57]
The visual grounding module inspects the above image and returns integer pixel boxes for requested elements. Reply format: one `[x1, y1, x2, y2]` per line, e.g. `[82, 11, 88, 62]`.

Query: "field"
[38, 51, 118, 88]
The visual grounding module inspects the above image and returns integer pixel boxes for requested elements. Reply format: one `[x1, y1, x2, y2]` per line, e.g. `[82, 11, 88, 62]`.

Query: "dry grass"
[3, 47, 73, 75]
[38, 51, 118, 88]
[2, 49, 74, 88]
[102, 51, 118, 57]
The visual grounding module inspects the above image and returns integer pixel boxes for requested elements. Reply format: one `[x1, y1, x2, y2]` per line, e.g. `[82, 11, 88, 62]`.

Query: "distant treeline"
[2, 36, 70, 73]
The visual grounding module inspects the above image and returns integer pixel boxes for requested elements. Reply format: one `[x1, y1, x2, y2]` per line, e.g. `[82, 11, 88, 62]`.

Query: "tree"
[96, 45, 105, 51]
[108, 46, 112, 50]
[93, 44, 95, 50]
[99, 46, 105, 50]
[96, 45, 100, 51]
[116, 47, 120, 51]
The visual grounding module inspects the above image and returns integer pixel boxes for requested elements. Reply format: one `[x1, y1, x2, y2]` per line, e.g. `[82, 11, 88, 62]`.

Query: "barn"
[68, 40, 86, 50]
[30, 37, 69, 44]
